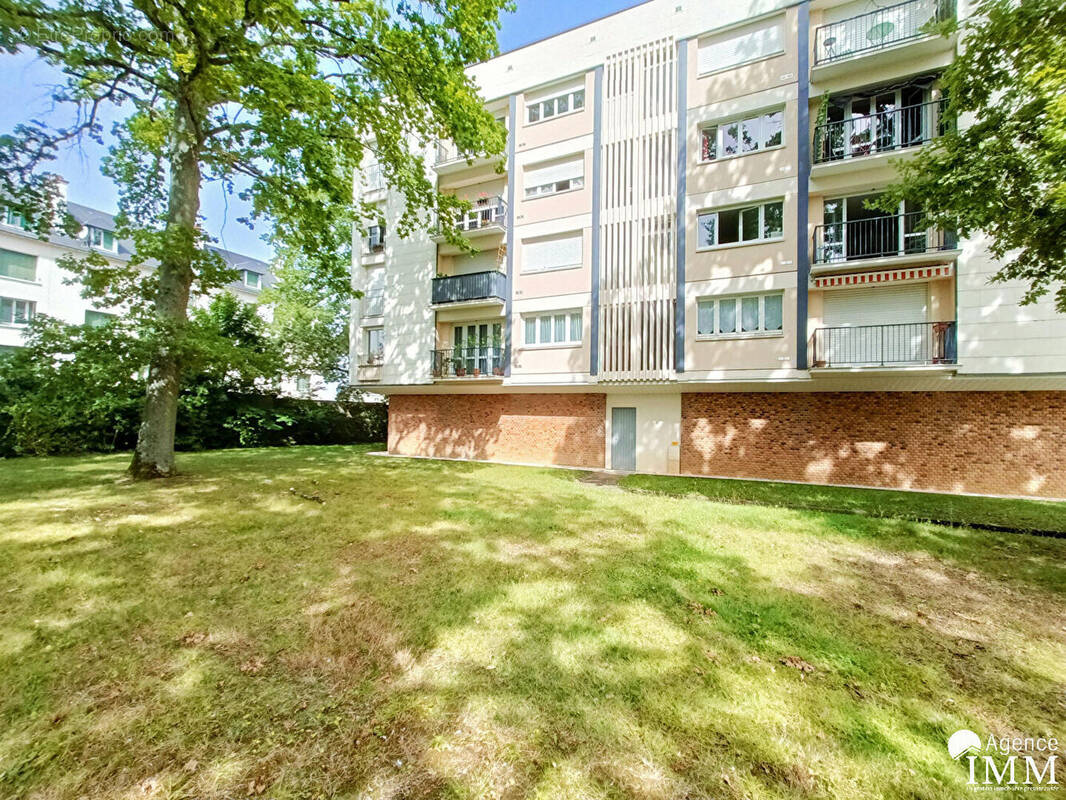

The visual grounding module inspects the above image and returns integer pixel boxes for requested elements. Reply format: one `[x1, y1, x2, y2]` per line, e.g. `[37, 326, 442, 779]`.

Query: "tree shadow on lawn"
[0, 450, 1063, 799]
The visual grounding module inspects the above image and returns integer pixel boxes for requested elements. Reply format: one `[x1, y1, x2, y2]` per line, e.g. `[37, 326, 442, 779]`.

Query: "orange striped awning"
[812, 264, 954, 289]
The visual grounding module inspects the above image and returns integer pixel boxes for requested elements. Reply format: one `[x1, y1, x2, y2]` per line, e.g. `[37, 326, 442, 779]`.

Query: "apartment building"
[351, 0, 1066, 498]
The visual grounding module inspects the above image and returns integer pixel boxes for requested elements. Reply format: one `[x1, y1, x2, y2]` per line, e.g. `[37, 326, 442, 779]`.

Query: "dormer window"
[241, 270, 262, 290]
[88, 226, 117, 252]
[1, 207, 27, 229]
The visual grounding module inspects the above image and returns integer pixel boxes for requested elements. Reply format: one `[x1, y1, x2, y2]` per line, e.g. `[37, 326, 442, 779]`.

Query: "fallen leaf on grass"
[780, 655, 815, 674]
[239, 657, 266, 675]
[179, 632, 208, 646]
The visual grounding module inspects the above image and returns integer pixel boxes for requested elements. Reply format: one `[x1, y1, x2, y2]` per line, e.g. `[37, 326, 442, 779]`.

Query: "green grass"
[620, 473, 1066, 534]
[1, 446, 1064, 799]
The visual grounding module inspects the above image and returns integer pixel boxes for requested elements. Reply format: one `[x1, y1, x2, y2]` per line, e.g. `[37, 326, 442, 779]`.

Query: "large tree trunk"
[129, 94, 202, 479]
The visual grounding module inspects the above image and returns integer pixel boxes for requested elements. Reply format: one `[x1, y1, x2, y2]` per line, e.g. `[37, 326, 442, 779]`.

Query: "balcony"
[432, 196, 508, 244]
[813, 99, 947, 166]
[431, 346, 505, 379]
[434, 141, 499, 175]
[812, 212, 958, 272]
[811, 321, 956, 368]
[813, 0, 955, 79]
[431, 269, 507, 307]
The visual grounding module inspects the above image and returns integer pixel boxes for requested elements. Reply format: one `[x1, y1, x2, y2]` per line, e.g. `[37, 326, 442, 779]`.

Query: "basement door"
[611, 407, 637, 472]
[823, 284, 929, 365]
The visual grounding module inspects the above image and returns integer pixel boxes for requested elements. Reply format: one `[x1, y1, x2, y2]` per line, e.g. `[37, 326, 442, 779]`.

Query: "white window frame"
[696, 292, 785, 340]
[0, 297, 35, 326]
[696, 199, 785, 250]
[526, 85, 586, 125]
[0, 247, 38, 283]
[699, 108, 785, 163]
[241, 270, 263, 290]
[363, 326, 384, 365]
[522, 309, 583, 348]
[88, 226, 117, 252]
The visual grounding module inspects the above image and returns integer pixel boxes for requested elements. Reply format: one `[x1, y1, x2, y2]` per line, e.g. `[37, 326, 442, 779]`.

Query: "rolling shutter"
[523, 232, 583, 272]
[697, 21, 784, 75]
[824, 284, 927, 327]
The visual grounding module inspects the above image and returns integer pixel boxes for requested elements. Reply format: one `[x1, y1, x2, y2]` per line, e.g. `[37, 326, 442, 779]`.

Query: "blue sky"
[0, 1, 641, 261]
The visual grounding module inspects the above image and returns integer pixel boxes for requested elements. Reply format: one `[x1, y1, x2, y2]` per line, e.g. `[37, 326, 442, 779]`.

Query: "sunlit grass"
[0, 445, 1063, 799]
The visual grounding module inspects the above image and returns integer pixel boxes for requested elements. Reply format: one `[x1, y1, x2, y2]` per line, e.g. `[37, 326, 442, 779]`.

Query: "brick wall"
[388, 393, 606, 469]
[681, 391, 1066, 498]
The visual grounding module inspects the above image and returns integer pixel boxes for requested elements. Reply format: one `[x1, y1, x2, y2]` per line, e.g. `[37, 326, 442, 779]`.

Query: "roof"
[59, 200, 273, 290]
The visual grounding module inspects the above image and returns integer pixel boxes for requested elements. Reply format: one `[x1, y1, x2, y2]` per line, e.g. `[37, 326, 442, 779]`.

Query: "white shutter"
[824, 285, 928, 327]
[697, 22, 783, 74]
[366, 266, 385, 293]
[523, 232, 583, 272]
[525, 156, 584, 188]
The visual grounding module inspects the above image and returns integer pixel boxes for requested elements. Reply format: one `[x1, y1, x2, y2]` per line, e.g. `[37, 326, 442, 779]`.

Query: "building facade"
[350, 0, 1066, 498]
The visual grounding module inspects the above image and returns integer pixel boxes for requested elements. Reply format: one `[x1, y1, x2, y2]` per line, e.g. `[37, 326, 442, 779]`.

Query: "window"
[522, 232, 583, 273]
[295, 375, 311, 393]
[0, 297, 34, 325]
[524, 156, 585, 199]
[363, 266, 385, 316]
[364, 327, 384, 364]
[1, 207, 27, 228]
[88, 226, 117, 252]
[85, 310, 117, 327]
[701, 109, 784, 161]
[241, 270, 263, 290]
[522, 309, 582, 346]
[697, 293, 784, 337]
[697, 200, 784, 248]
[367, 225, 385, 252]
[526, 84, 586, 124]
[697, 20, 784, 75]
[0, 248, 36, 282]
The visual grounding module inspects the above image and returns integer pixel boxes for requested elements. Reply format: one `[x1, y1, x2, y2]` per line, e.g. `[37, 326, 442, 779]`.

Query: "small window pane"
[741, 117, 761, 152]
[540, 316, 552, 343]
[525, 318, 537, 344]
[569, 311, 581, 341]
[697, 213, 716, 248]
[85, 310, 115, 327]
[572, 89, 585, 109]
[542, 98, 556, 118]
[741, 297, 760, 332]
[0, 298, 11, 323]
[763, 201, 784, 239]
[528, 104, 540, 123]
[557, 94, 569, 114]
[0, 248, 36, 281]
[764, 111, 784, 148]
[701, 126, 718, 161]
[718, 299, 736, 334]
[697, 301, 714, 335]
[718, 209, 740, 244]
[554, 314, 566, 342]
[764, 294, 783, 331]
[741, 207, 760, 241]
[722, 123, 739, 156]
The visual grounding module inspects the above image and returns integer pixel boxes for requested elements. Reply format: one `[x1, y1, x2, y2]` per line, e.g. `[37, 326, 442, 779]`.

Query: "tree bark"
[129, 91, 202, 479]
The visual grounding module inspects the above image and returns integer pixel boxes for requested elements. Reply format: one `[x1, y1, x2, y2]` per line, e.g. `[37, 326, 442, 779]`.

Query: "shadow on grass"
[0, 447, 1063, 799]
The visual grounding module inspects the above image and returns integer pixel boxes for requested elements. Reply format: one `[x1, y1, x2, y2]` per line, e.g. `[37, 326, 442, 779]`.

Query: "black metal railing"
[431, 270, 507, 305]
[431, 347, 506, 378]
[813, 211, 957, 264]
[814, 0, 954, 65]
[814, 99, 949, 163]
[811, 321, 956, 367]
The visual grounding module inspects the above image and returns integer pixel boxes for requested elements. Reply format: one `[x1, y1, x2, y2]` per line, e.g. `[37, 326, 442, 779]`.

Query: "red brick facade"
[681, 391, 1066, 498]
[388, 393, 606, 468]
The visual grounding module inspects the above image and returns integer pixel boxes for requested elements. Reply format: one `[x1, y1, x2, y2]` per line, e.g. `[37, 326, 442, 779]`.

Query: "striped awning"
[812, 264, 954, 290]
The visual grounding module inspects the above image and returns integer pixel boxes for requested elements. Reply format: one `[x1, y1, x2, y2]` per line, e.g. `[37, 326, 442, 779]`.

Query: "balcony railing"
[431, 346, 505, 378]
[457, 197, 507, 234]
[813, 212, 957, 265]
[431, 269, 507, 305]
[811, 321, 957, 368]
[814, 0, 954, 65]
[814, 99, 948, 164]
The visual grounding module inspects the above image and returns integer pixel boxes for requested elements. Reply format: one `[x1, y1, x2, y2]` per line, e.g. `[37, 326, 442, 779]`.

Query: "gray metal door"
[611, 407, 636, 471]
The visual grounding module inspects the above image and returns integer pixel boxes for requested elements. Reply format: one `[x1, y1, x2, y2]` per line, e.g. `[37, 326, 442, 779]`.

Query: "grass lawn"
[1, 446, 1064, 799]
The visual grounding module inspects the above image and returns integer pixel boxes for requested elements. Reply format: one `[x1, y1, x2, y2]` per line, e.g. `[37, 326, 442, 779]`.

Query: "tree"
[0, 0, 509, 477]
[879, 0, 1066, 309]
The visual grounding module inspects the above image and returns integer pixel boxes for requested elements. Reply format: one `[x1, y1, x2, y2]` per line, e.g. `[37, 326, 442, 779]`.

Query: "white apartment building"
[351, 0, 1066, 498]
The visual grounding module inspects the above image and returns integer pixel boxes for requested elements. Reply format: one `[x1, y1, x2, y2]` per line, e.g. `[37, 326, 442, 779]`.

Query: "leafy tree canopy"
[880, 0, 1066, 309]
[0, 0, 510, 476]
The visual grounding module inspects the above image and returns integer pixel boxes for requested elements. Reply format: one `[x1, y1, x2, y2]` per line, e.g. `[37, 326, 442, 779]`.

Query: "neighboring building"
[351, 0, 1066, 498]
[0, 182, 337, 399]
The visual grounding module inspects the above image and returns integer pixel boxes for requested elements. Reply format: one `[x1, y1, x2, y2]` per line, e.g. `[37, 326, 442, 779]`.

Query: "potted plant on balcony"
[490, 334, 505, 376]
[452, 349, 467, 377]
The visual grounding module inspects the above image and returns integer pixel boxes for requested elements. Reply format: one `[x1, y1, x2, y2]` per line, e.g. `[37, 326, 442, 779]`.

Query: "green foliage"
[0, 296, 385, 457]
[881, 0, 1066, 308]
